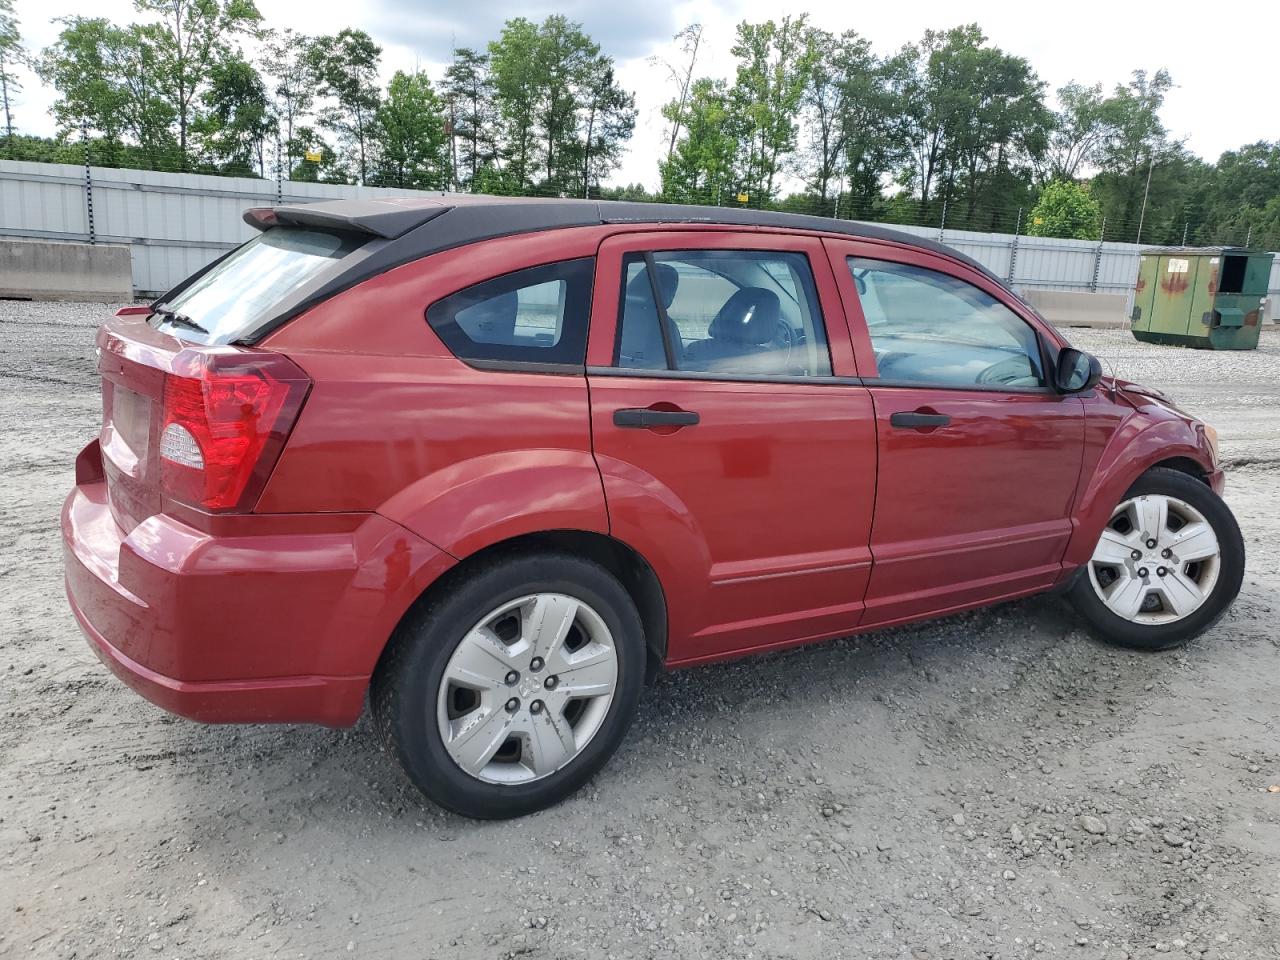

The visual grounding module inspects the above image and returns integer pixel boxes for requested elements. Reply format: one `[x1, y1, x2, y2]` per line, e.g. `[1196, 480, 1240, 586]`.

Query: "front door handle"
[890, 411, 951, 429]
[614, 407, 700, 429]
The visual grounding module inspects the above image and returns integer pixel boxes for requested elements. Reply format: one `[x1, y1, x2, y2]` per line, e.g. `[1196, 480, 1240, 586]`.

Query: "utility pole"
[1135, 153, 1154, 244]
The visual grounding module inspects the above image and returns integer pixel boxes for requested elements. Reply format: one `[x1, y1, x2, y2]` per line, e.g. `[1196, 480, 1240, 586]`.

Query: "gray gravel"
[2, 302, 1278, 960]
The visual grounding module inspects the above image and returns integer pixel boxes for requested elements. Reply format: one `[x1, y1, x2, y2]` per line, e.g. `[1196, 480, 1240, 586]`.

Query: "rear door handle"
[890, 411, 951, 429]
[614, 408, 700, 428]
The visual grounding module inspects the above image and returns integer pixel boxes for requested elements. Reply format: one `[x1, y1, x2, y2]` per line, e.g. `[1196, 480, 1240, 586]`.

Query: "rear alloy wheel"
[438, 593, 619, 785]
[1069, 467, 1243, 650]
[373, 552, 644, 819]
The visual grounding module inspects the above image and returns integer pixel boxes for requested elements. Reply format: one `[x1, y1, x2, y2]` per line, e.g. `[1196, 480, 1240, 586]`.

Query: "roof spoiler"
[242, 198, 452, 240]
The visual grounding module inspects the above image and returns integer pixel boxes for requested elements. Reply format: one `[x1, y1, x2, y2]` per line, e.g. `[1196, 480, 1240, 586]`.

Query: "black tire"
[1068, 467, 1244, 651]
[371, 550, 645, 819]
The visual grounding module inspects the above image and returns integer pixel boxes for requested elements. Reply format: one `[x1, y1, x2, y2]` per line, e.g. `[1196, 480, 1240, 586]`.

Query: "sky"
[8, 0, 1279, 189]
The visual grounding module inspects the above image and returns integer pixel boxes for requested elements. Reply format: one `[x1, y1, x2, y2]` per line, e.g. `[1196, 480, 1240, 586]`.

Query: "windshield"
[155, 227, 365, 343]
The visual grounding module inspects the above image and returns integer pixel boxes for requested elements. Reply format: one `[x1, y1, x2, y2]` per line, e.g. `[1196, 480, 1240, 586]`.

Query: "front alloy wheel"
[1068, 467, 1244, 651]
[1088, 494, 1221, 624]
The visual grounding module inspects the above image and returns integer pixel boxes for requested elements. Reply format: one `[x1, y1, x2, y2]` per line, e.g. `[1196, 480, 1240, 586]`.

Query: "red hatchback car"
[63, 197, 1244, 818]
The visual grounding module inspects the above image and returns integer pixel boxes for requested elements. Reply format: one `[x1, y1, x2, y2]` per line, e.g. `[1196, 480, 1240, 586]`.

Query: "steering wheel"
[772, 320, 795, 364]
[976, 356, 1036, 386]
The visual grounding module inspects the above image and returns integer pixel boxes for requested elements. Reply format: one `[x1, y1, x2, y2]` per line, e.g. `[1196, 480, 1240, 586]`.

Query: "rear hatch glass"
[154, 227, 366, 344]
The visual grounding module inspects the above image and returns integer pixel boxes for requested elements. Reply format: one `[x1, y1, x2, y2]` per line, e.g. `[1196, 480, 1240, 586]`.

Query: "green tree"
[659, 77, 736, 203]
[194, 54, 271, 173]
[261, 27, 314, 172]
[896, 25, 1050, 227]
[286, 125, 344, 182]
[651, 23, 703, 163]
[579, 59, 635, 195]
[309, 28, 382, 183]
[1045, 81, 1107, 181]
[374, 69, 447, 189]
[442, 47, 499, 190]
[729, 16, 816, 204]
[133, 0, 263, 169]
[799, 27, 903, 215]
[488, 17, 539, 189]
[1027, 179, 1102, 238]
[1090, 68, 1181, 241]
[40, 17, 178, 167]
[1183, 141, 1280, 248]
[1, 0, 26, 155]
[488, 16, 634, 195]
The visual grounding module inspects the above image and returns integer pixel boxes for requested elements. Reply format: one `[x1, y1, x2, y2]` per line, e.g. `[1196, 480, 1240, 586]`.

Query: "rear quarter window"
[426, 258, 595, 368]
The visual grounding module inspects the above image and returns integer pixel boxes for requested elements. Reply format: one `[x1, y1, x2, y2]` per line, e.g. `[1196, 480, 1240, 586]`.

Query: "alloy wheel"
[436, 593, 619, 784]
[1088, 494, 1221, 625]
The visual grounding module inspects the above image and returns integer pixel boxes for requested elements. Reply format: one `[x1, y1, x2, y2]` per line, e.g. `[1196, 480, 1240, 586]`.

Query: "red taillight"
[159, 353, 310, 512]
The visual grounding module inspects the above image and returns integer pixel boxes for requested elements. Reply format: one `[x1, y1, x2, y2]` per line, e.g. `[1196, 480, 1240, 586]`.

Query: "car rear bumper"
[62, 449, 454, 726]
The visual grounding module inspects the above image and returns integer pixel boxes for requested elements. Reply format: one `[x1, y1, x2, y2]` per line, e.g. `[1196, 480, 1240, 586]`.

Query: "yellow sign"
[736, 192, 749, 204]
[304, 149, 323, 163]
[1032, 216, 1044, 225]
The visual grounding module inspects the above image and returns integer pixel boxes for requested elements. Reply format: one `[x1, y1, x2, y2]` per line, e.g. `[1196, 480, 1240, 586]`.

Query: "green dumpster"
[1130, 246, 1273, 350]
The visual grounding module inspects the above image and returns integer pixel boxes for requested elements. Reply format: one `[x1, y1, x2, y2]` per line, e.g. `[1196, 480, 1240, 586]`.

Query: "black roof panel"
[239, 195, 1006, 342]
[256, 194, 996, 279]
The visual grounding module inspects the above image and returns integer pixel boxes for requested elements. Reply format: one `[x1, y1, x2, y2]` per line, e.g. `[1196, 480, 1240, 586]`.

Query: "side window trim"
[587, 365, 864, 387]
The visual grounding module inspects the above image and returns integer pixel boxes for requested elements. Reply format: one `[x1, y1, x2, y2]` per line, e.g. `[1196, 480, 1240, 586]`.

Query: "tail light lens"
[159, 352, 310, 512]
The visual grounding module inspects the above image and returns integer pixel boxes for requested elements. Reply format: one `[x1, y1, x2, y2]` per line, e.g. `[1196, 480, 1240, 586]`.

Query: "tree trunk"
[1, 64, 12, 156]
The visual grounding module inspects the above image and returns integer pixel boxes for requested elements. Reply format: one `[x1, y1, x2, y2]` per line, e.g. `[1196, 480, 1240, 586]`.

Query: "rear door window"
[427, 258, 595, 368]
[616, 250, 832, 378]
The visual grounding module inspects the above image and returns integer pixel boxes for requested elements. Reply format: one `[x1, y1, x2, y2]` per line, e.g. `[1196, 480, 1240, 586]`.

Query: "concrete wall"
[0, 159, 445, 295]
[0, 238, 133, 301]
[1019, 289, 1130, 329]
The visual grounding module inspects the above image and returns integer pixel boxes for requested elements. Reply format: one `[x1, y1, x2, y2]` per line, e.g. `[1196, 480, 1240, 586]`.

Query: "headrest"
[461, 289, 518, 341]
[625, 262, 678, 310]
[708, 288, 780, 345]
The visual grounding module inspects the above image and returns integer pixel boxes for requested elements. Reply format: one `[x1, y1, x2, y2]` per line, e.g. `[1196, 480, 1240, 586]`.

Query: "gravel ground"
[2, 301, 1278, 960]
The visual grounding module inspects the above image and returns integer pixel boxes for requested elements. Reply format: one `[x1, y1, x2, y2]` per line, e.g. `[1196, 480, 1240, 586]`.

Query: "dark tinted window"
[427, 258, 595, 366]
[850, 258, 1045, 388]
[616, 250, 832, 378]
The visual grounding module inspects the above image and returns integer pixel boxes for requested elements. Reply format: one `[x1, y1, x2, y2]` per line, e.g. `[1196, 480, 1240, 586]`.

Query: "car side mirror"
[1055, 348, 1102, 393]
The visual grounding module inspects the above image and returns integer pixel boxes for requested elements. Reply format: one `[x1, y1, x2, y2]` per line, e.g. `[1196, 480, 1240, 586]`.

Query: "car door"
[824, 238, 1086, 627]
[586, 230, 877, 665]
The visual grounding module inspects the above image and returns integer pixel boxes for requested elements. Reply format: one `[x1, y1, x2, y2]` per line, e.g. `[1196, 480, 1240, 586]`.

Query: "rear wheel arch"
[375, 529, 669, 686]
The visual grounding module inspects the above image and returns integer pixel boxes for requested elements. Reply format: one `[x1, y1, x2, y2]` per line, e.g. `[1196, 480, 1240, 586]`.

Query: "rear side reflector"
[159, 352, 310, 512]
